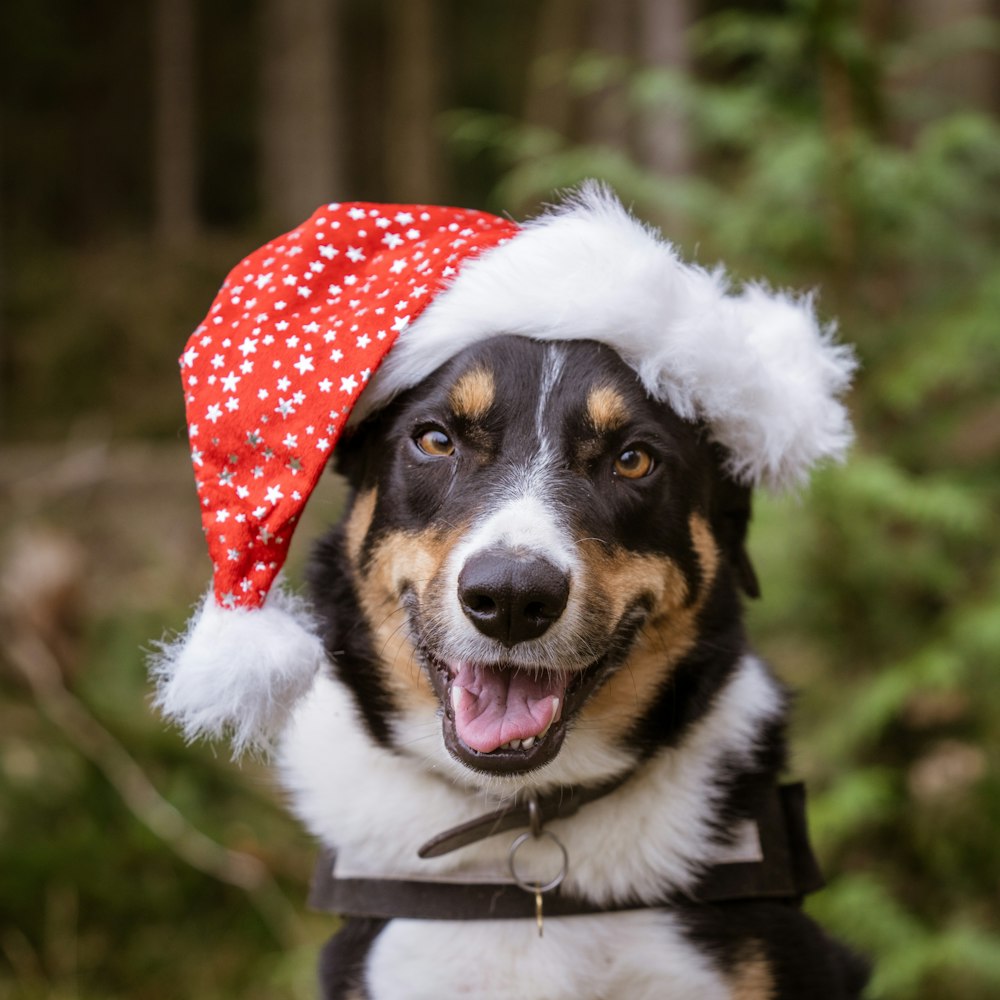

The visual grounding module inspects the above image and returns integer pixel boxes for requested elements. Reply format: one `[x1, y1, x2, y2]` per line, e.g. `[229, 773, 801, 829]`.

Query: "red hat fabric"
[180, 203, 518, 611]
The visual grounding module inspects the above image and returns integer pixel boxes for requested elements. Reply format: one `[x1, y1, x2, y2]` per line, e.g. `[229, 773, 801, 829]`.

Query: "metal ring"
[508, 830, 568, 895]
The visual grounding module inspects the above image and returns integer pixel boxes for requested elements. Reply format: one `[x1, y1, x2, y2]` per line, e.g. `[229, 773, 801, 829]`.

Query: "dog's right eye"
[614, 446, 654, 479]
[415, 428, 455, 457]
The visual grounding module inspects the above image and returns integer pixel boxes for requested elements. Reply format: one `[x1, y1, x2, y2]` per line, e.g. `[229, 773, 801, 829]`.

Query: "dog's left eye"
[614, 447, 654, 479]
[415, 428, 455, 457]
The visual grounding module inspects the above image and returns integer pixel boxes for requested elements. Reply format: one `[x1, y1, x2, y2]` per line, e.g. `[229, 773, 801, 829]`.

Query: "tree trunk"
[384, 0, 442, 203]
[523, 0, 583, 139]
[260, 0, 342, 228]
[904, 0, 998, 116]
[634, 0, 692, 179]
[583, 0, 633, 152]
[153, 0, 198, 249]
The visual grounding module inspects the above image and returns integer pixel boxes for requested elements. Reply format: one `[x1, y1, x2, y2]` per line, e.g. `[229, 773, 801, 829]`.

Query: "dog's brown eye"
[614, 447, 653, 479]
[416, 428, 455, 457]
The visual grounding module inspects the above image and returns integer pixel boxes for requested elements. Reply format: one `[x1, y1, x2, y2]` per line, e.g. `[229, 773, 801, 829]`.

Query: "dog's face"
[310, 335, 755, 787]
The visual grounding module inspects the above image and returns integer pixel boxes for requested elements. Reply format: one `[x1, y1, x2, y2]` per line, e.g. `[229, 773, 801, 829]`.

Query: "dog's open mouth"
[426, 655, 610, 775]
[451, 661, 564, 752]
[409, 591, 652, 775]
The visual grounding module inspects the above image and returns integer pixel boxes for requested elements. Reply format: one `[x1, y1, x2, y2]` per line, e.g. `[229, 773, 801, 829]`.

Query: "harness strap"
[308, 782, 825, 921]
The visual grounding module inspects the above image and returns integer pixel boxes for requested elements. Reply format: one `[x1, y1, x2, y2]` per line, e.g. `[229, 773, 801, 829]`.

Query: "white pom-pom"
[712, 286, 857, 490]
[149, 585, 326, 756]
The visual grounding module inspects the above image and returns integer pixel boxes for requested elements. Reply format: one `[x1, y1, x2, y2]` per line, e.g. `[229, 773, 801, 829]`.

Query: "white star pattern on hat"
[179, 202, 518, 610]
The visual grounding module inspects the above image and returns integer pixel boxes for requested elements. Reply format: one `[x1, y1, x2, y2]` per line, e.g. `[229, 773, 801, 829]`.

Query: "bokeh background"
[1, 1, 999, 998]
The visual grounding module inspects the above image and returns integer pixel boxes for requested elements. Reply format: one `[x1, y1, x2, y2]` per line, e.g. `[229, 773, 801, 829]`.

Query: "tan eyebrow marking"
[586, 385, 630, 433]
[449, 366, 496, 421]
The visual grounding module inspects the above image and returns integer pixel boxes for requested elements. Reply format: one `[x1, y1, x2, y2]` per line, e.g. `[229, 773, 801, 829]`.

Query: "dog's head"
[155, 191, 853, 761]
[310, 334, 759, 787]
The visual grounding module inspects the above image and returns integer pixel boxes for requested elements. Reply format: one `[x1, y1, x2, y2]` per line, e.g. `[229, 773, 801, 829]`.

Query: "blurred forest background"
[1, 0, 999, 998]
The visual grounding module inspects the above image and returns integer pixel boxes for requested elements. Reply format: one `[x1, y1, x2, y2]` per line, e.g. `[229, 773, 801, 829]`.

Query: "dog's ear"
[331, 427, 365, 487]
[332, 411, 388, 489]
[708, 446, 761, 599]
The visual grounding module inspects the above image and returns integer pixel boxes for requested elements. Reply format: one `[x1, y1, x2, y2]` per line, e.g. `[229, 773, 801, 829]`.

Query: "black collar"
[309, 780, 825, 921]
[416, 772, 631, 860]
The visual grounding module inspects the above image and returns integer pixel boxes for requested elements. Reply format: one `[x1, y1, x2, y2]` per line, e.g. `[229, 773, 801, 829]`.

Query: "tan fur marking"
[578, 513, 722, 733]
[449, 366, 495, 421]
[586, 385, 630, 433]
[344, 488, 377, 565]
[577, 544, 694, 732]
[729, 944, 776, 1000]
[580, 545, 689, 624]
[586, 637, 682, 733]
[353, 524, 466, 710]
[344, 490, 437, 708]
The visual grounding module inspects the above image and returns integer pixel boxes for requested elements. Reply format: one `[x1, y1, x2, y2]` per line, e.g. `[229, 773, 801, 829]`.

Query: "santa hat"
[151, 184, 855, 755]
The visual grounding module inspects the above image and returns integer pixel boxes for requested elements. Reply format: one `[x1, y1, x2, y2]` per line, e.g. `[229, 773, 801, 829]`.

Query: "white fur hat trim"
[356, 184, 856, 490]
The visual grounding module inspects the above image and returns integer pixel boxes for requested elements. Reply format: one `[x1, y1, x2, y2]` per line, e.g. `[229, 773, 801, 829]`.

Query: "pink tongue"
[451, 662, 565, 753]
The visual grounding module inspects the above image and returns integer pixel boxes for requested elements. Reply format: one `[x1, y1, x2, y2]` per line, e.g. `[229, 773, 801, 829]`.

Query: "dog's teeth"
[509, 739, 522, 750]
[450, 685, 464, 716]
[521, 736, 535, 749]
[540, 697, 561, 737]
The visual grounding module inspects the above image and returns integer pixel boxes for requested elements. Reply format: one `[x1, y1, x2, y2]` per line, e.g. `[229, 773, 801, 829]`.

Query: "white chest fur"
[277, 655, 783, 997]
[366, 912, 732, 1000]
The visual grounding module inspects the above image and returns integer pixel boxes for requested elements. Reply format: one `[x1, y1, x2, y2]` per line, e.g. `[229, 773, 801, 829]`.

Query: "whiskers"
[393, 722, 441, 750]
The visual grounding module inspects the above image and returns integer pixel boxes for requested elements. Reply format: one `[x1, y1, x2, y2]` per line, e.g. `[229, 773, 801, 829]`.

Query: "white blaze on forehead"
[451, 489, 575, 574]
[431, 343, 588, 667]
[451, 343, 574, 570]
[534, 343, 566, 461]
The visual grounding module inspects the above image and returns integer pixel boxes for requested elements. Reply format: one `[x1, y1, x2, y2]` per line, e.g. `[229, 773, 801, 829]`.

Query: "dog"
[155, 188, 865, 998]
[276, 333, 869, 999]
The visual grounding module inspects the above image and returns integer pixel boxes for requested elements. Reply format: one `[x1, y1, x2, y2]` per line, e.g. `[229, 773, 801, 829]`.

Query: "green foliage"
[0, 609, 331, 1000]
[812, 874, 1000, 999]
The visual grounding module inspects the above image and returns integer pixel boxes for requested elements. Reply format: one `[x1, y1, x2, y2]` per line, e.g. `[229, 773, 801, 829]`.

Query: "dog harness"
[308, 779, 825, 928]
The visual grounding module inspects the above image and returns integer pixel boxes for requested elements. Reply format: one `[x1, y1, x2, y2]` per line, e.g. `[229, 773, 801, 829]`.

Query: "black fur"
[318, 919, 387, 999]
[682, 901, 870, 997]
[302, 336, 868, 998]
[308, 526, 397, 748]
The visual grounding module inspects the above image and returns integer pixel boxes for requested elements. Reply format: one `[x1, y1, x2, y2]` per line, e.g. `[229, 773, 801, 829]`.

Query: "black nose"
[458, 548, 570, 646]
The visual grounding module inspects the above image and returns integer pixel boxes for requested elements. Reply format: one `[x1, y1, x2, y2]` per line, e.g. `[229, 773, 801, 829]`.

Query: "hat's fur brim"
[357, 184, 856, 491]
